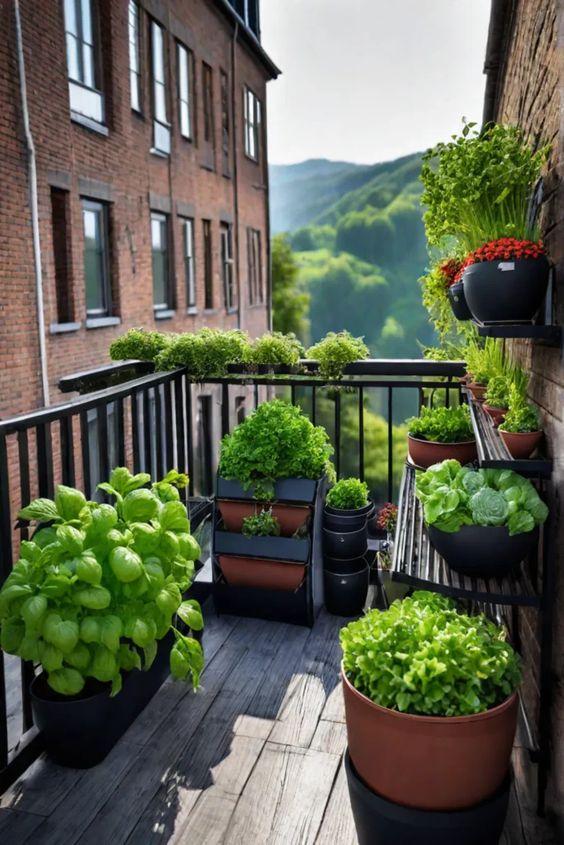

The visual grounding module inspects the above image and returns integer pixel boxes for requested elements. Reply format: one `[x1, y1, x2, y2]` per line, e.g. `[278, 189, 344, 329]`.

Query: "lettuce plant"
[407, 405, 474, 443]
[0, 468, 204, 697]
[341, 591, 521, 716]
[326, 478, 369, 510]
[415, 459, 548, 535]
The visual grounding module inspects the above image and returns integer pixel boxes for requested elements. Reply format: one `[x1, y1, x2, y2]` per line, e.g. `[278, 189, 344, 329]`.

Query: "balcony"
[0, 361, 556, 843]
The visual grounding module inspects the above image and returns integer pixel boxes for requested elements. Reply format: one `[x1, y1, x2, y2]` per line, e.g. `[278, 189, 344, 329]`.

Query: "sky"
[261, 0, 492, 165]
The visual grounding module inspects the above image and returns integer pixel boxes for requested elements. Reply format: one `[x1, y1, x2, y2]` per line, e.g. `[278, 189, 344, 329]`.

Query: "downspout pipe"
[14, 0, 50, 407]
[231, 20, 242, 330]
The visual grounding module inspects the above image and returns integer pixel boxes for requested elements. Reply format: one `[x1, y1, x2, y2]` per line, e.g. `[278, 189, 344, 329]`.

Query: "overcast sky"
[261, 0, 492, 165]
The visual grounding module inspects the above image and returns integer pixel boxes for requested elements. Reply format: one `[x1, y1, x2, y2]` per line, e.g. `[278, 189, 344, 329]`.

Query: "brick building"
[0, 0, 279, 418]
[483, 0, 564, 833]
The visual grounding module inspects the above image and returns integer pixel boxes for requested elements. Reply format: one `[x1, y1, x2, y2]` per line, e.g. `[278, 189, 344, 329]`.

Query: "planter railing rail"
[0, 358, 465, 791]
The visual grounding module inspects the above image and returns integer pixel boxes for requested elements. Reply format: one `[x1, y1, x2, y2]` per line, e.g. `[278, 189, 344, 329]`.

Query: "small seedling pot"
[483, 404, 507, 427]
[447, 281, 472, 321]
[407, 435, 477, 469]
[324, 564, 369, 617]
[467, 382, 487, 402]
[463, 256, 549, 324]
[500, 429, 543, 459]
[428, 524, 537, 578]
[323, 524, 368, 559]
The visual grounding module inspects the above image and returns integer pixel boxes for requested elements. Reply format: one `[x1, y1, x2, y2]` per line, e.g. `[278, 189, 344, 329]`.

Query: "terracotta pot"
[342, 669, 518, 811]
[217, 500, 310, 536]
[407, 434, 477, 469]
[483, 404, 507, 427]
[467, 382, 487, 402]
[218, 554, 305, 591]
[500, 429, 543, 459]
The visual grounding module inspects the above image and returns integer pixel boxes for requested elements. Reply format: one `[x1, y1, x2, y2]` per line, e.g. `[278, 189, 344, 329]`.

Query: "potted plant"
[248, 331, 304, 374]
[463, 338, 505, 403]
[0, 468, 204, 768]
[341, 592, 520, 838]
[415, 459, 548, 577]
[499, 385, 543, 459]
[323, 478, 373, 558]
[483, 374, 510, 426]
[406, 404, 477, 468]
[437, 257, 472, 321]
[307, 331, 369, 380]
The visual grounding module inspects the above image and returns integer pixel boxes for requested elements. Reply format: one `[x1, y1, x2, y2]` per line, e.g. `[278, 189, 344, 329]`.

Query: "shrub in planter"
[415, 459, 548, 576]
[307, 331, 368, 380]
[110, 328, 170, 363]
[499, 386, 543, 459]
[250, 332, 304, 370]
[406, 404, 476, 468]
[340, 591, 521, 810]
[154, 328, 252, 380]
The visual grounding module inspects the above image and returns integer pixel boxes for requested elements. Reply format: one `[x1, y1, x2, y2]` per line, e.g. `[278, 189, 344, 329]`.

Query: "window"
[51, 189, 74, 324]
[82, 199, 111, 317]
[182, 218, 196, 310]
[128, 1, 141, 112]
[244, 87, 261, 161]
[64, 0, 104, 123]
[203, 219, 213, 309]
[202, 63, 214, 146]
[247, 228, 263, 305]
[221, 223, 235, 311]
[228, 1, 260, 38]
[151, 20, 170, 154]
[220, 70, 230, 176]
[151, 213, 172, 310]
[177, 44, 194, 140]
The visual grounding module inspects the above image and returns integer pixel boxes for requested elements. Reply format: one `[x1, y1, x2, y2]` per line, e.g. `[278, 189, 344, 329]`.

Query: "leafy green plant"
[485, 375, 511, 409]
[421, 121, 550, 251]
[407, 405, 474, 443]
[219, 400, 335, 499]
[155, 328, 251, 380]
[110, 328, 171, 363]
[464, 338, 505, 385]
[242, 509, 281, 537]
[0, 468, 204, 697]
[341, 591, 521, 716]
[415, 459, 548, 535]
[326, 478, 369, 510]
[419, 260, 476, 350]
[250, 332, 304, 366]
[307, 331, 368, 380]
[499, 385, 540, 433]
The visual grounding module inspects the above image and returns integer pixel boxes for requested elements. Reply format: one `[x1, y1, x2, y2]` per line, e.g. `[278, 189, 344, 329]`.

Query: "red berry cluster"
[455, 238, 545, 280]
[376, 502, 398, 533]
[439, 258, 464, 288]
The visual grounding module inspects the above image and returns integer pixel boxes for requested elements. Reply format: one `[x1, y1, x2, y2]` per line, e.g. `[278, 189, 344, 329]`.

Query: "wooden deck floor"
[0, 605, 557, 844]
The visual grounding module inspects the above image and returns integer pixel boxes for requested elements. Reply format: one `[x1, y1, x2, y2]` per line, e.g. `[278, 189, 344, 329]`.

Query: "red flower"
[462, 238, 546, 268]
[439, 258, 464, 287]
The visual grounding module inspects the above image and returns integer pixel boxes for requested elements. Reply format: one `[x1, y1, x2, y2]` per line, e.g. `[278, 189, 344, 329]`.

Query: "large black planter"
[428, 524, 537, 578]
[345, 752, 510, 845]
[324, 554, 368, 575]
[323, 524, 368, 559]
[447, 281, 472, 321]
[30, 631, 174, 768]
[463, 257, 549, 324]
[324, 565, 369, 616]
[324, 501, 374, 532]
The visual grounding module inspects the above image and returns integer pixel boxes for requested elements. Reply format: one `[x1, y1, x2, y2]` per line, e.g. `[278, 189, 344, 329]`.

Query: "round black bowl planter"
[324, 565, 369, 616]
[447, 281, 472, 321]
[323, 524, 368, 559]
[324, 501, 373, 532]
[463, 256, 550, 324]
[428, 524, 537, 578]
[344, 752, 510, 845]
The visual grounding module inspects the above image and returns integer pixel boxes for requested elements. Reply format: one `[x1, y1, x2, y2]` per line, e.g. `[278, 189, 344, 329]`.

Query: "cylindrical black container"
[323, 524, 368, 559]
[324, 565, 369, 616]
[324, 554, 368, 575]
[447, 281, 472, 321]
[324, 501, 372, 532]
[463, 256, 549, 324]
[428, 524, 537, 578]
[344, 752, 510, 845]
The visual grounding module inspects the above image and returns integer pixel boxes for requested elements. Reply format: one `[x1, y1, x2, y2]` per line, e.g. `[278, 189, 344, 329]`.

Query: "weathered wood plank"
[310, 719, 347, 756]
[0, 755, 82, 817]
[172, 789, 237, 845]
[224, 742, 340, 845]
[315, 760, 357, 845]
[0, 807, 44, 842]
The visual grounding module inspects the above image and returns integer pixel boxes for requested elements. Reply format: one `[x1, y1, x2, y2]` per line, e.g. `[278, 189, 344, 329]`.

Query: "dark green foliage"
[272, 234, 310, 340]
[307, 331, 368, 380]
[407, 405, 474, 444]
[242, 509, 281, 537]
[326, 478, 369, 510]
[155, 328, 251, 380]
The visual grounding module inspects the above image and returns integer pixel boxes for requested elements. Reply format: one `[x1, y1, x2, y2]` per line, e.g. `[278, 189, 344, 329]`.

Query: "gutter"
[482, 0, 516, 125]
[14, 0, 50, 406]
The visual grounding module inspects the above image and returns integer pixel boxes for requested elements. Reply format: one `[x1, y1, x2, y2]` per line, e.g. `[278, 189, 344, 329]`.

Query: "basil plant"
[0, 468, 204, 697]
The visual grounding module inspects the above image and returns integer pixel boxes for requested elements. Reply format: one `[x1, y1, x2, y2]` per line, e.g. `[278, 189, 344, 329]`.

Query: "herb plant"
[464, 338, 506, 385]
[499, 385, 540, 434]
[110, 328, 171, 363]
[155, 328, 252, 380]
[0, 468, 204, 697]
[415, 459, 548, 535]
[341, 591, 521, 716]
[242, 509, 281, 537]
[219, 400, 335, 499]
[326, 478, 369, 511]
[307, 331, 368, 380]
[251, 332, 304, 366]
[485, 375, 511, 409]
[407, 405, 474, 443]
[420, 260, 475, 350]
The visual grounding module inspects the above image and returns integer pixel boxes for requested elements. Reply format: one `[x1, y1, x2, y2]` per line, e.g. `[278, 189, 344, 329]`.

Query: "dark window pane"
[82, 200, 109, 316]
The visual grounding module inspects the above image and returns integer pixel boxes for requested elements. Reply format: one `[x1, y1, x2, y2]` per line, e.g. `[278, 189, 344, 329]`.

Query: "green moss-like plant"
[307, 331, 368, 380]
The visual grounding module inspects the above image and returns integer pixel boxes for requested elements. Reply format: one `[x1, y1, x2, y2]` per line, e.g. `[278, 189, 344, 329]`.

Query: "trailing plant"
[419, 259, 476, 351]
[341, 591, 521, 716]
[219, 399, 335, 499]
[421, 120, 550, 251]
[376, 503, 398, 534]
[499, 385, 540, 434]
[250, 332, 304, 366]
[110, 328, 170, 363]
[326, 478, 369, 511]
[155, 328, 252, 380]
[407, 404, 474, 444]
[307, 331, 368, 380]
[415, 459, 548, 535]
[242, 509, 281, 537]
[0, 468, 204, 697]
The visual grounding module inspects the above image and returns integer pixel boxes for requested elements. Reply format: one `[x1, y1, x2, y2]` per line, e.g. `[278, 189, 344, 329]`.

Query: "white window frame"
[244, 86, 260, 162]
[177, 43, 193, 140]
[64, 0, 104, 123]
[221, 223, 235, 311]
[128, 1, 141, 112]
[183, 218, 196, 310]
[151, 20, 171, 154]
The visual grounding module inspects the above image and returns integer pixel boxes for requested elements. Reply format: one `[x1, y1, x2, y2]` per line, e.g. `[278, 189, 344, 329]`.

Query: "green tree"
[272, 234, 310, 340]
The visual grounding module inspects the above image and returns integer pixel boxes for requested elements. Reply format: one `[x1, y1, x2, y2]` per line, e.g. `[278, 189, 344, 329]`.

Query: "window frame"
[221, 222, 235, 312]
[220, 69, 230, 176]
[176, 42, 194, 141]
[150, 211, 172, 311]
[128, 0, 142, 113]
[182, 217, 196, 311]
[247, 227, 263, 305]
[64, 0, 105, 124]
[243, 86, 261, 162]
[150, 19, 171, 155]
[203, 219, 213, 310]
[81, 198, 112, 318]
[202, 62, 215, 146]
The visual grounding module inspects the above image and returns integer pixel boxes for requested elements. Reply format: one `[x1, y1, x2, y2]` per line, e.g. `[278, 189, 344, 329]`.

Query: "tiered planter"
[323, 501, 369, 616]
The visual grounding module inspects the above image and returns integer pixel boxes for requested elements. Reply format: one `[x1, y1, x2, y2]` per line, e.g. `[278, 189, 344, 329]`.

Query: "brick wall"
[0, 0, 276, 420]
[490, 0, 564, 828]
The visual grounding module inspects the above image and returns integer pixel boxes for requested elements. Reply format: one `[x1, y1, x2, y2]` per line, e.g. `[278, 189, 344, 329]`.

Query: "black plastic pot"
[324, 565, 369, 616]
[324, 501, 374, 532]
[447, 281, 472, 321]
[428, 524, 537, 578]
[344, 752, 510, 845]
[324, 554, 368, 574]
[463, 256, 549, 324]
[323, 524, 368, 559]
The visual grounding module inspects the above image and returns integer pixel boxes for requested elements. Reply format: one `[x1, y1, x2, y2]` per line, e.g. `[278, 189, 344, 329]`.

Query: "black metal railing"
[0, 358, 465, 791]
